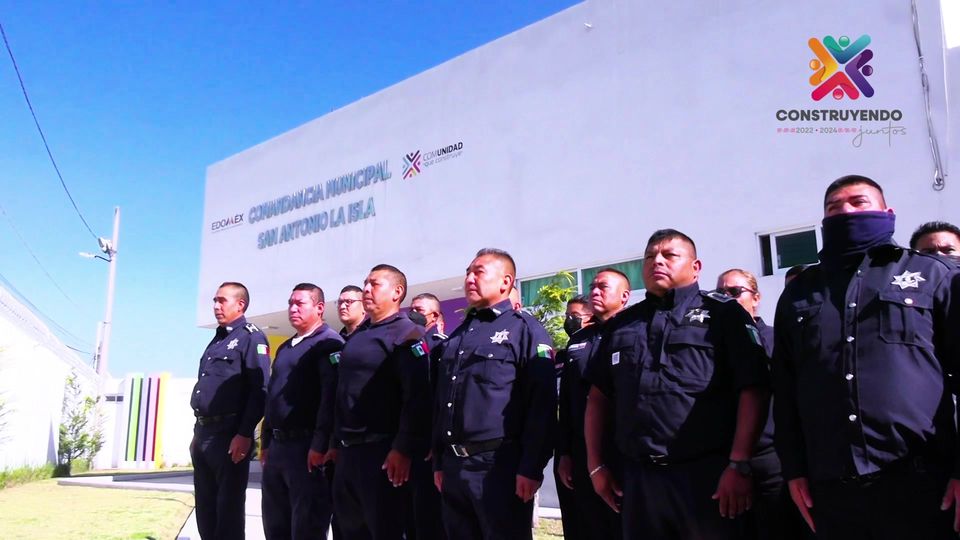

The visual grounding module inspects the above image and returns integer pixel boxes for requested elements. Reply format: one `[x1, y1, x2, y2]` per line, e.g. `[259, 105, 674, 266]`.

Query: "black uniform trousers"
[740, 448, 809, 540]
[332, 440, 410, 540]
[261, 437, 333, 540]
[557, 443, 622, 540]
[440, 444, 532, 540]
[191, 422, 251, 540]
[809, 461, 954, 540]
[622, 454, 739, 540]
[407, 455, 446, 540]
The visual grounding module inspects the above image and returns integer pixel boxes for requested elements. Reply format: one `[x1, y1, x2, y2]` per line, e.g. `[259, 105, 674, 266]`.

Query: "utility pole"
[82, 207, 120, 377]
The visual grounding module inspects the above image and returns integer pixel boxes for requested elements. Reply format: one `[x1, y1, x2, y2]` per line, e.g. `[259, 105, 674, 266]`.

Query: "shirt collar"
[466, 298, 514, 321]
[219, 316, 246, 337]
[645, 282, 700, 311]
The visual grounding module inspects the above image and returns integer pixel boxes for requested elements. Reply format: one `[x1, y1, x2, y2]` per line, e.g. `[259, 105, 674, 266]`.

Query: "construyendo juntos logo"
[773, 34, 904, 147]
[402, 141, 464, 179]
[808, 34, 874, 101]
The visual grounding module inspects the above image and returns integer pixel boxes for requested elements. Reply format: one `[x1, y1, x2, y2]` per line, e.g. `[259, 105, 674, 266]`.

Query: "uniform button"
[451, 375, 457, 381]
[845, 373, 854, 381]
[846, 336, 855, 343]
[195, 390, 200, 394]
[796, 316, 804, 323]
[201, 373, 206, 377]
[487, 353, 494, 358]
[446, 402, 452, 408]
[856, 269, 862, 275]
[904, 298, 914, 305]
[848, 302, 857, 308]
[459, 350, 464, 355]
[446, 431, 452, 437]
[469, 327, 474, 332]
[848, 414, 858, 422]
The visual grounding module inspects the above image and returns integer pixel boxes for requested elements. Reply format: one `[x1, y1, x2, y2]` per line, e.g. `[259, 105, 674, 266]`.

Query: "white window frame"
[758, 225, 822, 276]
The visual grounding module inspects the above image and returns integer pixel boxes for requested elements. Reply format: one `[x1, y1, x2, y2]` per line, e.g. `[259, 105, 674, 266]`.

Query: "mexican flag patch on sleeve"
[329, 352, 341, 365]
[257, 343, 269, 356]
[412, 340, 429, 358]
[537, 344, 554, 359]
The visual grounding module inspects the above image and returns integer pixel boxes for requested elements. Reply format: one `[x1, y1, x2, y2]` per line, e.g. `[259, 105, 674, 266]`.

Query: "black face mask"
[821, 210, 895, 259]
[563, 315, 582, 337]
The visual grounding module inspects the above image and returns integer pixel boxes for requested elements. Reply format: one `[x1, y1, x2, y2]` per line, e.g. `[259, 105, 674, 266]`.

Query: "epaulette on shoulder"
[245, 323, 260, 333]
[702, 290, 734, 303]
[906, 247, 957, 270]
[434, 332, 448, 340]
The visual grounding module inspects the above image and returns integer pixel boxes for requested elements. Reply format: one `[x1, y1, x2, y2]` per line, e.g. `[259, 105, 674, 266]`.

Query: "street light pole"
[95, 207, 120, 377]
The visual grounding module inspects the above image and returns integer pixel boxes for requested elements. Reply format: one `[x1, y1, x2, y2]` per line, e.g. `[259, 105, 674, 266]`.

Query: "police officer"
[584, 230, 769, 540]
[406, 292, 448, 540]
[337, 285, 365, 340]
[191, 282, 271, 540]
[261, 283, 343, 540]
[717, 269, 806, 540]
[910, 221, 960, 264]
[432, 248, 556, 540]
[333, 264, 431, 539]
[773, 175, 960, 539]
[556, 271, 629, 540]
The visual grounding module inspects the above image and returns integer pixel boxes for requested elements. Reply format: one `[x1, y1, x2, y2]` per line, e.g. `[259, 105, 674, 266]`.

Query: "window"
[759, 227, 821, 276]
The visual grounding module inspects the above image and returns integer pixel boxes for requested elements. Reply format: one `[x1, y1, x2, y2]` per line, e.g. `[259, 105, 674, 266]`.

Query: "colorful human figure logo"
[808, 34, 874, 100]
[403, 150, 421, 179]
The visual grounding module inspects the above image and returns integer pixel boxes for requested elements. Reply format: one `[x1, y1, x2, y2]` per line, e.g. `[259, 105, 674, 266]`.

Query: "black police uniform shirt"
[334, 312, 430, 456]
[754, 318, 776, 454]
[556, 322, 604, 459]
[585, 283, 769, 462]
[432, 298, 557, 481]
[191, 316, 271, 438]
[773, 243, 960, 482]
[262, 323, 344, 453]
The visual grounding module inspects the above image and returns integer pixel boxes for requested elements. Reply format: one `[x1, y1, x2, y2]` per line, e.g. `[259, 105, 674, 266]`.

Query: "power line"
[0, 269, 92, 348]
[0, 21, 99, 240]
[0, 201, 82, 310]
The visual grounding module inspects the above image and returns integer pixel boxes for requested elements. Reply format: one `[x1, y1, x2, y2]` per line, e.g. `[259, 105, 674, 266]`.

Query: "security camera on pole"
[79, 206, 120, 378]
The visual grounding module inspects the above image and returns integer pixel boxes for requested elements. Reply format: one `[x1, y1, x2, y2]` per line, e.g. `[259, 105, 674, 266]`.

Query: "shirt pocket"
[877, 290, 934, 347]
[606, 333, 641, 400]
[788, 302, 823, 360]
[663, 325, 715, 393]
[471, 344, 516, 389]
[209, 350, 241, 377]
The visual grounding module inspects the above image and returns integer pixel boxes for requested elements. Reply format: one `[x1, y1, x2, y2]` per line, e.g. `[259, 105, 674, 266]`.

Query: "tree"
[57, 372, 104, 476]
[526, 271, 578, 350]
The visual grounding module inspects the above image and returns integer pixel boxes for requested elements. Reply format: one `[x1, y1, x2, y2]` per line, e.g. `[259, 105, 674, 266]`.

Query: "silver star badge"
[227, 338, 239, 350]
[490, 330, 510, 344]
[685, 308, 710, 323]
[891, 270, 925, 290]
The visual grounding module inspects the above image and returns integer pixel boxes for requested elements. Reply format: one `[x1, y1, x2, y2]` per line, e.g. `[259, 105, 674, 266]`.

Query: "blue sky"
[0, 1, 579, 377]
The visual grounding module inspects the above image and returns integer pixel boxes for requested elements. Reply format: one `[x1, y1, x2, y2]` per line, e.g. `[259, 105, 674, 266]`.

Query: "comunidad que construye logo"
[403, 150, 422, 179]
[808, 34, 874, 101]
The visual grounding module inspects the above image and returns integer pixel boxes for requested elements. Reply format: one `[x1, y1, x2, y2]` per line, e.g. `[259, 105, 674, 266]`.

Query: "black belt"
[339, 433, 391, 448]
[270, 428, 313, 442]
[834, 455, 943, 484]
[447, 438, 507, 458]
[637, 452, 719, 467]
[195, 413, 238, 426]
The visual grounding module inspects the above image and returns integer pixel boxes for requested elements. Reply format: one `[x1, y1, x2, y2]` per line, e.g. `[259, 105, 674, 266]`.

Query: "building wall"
[198, 0, 958, 331]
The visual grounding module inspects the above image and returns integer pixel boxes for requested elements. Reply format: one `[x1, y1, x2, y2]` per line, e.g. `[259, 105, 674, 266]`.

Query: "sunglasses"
[337, 299, 361, 306]
[717, 286, 756, 297]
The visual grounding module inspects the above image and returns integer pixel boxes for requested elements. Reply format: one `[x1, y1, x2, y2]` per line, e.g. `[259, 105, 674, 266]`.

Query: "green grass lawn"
[0, 480, 194, 539]
[535, 517, 564, 539]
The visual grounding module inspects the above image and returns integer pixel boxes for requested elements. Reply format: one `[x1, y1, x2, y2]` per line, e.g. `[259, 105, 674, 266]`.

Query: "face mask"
[408, 311, 427, 327]
[563, 315, 582, 337]
[821, 211, 895, 259]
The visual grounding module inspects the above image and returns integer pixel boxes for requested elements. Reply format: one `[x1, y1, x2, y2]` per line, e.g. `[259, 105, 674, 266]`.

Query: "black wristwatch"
[728, 460, 753, 476]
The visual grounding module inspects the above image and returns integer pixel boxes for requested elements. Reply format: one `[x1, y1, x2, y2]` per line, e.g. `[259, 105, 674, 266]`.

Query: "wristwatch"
[728, 460, 753, 476]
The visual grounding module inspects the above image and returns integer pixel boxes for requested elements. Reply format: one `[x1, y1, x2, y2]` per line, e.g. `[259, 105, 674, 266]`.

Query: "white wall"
[198, 0, 958, 328]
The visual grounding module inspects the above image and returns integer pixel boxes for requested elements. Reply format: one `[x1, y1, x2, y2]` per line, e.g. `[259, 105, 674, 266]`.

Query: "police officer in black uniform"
[406, 292, 448, 540]
[584, 230, 770, 540]
[261, 283, 343, 540]
[332, 264, 431, 540]
[337, 285, 365, 341]
[556, 271, 630, 540]
[432, 248, 556, 540]
[191, 281, 271, 540]
[773, 175, 960, 539]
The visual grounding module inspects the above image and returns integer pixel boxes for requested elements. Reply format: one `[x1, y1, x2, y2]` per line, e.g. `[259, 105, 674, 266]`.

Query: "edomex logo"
[808, 34, 874, 101]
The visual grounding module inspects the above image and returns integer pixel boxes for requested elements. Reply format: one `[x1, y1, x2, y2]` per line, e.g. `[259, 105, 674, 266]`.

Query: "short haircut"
[219, 282, 250, 312]
[823, 174, 886, 208]
[594, 267, 631, 290]
[292, 282, 324, 305]
[339, 285, 362, 296]
[567, 295, 593, 312]
[474, 248, 517, 284]
[369, 264, 408, 303]
[784, 264, 808, 281]
[646, 229, 697, 257]
[411, 293, 443, 320]
[909, 221, 960, 250]
[718, 268, 759, 294]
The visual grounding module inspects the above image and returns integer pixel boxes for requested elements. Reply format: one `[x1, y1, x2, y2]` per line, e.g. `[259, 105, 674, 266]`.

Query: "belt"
[448, 438, 507, 458]
[834, 455, 943, 484]
[339, 433, 391, 448]
[195, 413, 238, 426]
[270, 428, 313, 442]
